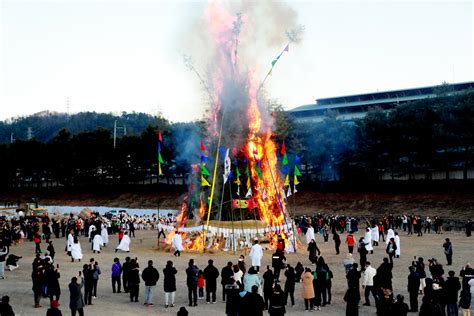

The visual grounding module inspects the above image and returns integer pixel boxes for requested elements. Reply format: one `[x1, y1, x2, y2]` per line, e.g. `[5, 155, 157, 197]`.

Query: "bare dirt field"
[1, 227, 472, 316]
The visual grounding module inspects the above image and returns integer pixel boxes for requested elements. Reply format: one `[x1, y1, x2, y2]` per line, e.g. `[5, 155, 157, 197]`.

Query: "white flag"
[262, 189, 267, 200]
[293, 184, 298, 193]
[245, 188, 252, 198]
[236, 186, 240, 196]
[287, 186, 292, 197]
[223, 148, 231, 184]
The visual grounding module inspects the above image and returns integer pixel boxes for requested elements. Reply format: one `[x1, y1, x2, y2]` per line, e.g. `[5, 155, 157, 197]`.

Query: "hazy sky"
[1, 0, 472, 122]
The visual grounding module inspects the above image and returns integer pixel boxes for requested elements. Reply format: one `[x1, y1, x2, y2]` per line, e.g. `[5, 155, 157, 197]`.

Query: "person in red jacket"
[346, 232, 355, 254]
[118, 230, 124, 244]
[33, 233, 42, 253]
[197, 270, 205, 299]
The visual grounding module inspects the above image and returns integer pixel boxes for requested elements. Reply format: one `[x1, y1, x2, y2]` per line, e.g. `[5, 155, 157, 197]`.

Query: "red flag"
[158, 129, 163, 142]
[200, 140, 206, 152]
[280, 142, 286, 155]
[284, 44, 289, 52]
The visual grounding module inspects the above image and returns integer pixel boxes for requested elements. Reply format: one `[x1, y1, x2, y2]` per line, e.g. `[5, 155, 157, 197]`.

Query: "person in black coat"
[0, 295, 15, 316]
[82, 264, 94, 305]
[203, 259, 220, 304]
[122, 257, 131, 293]
[241, 285, 265, 316]
[392, 294, 409, 316]
[344, 285, 360, 316]
[142, 260, 160, 306]
[46, 264, 61, 303]
[294, 262, 304, 283]
[271, 249, 286, 283]
[407, 266, 420, 312]
[307, 239, 320, 264]
[163, 260, 177, 308]
[68, 275, 85, 316]
[262, 265, 274, 310]
[225, 280, 241, 316]
[46, 300, 63, 316]
[284, 264, 295, 307]
[128, 259, 140, 302]
[346, 263, 361, 289]
[333, 232, 341, 255]
[268, 283, 286, 316]
[186, 259, 199, 307]
[221, 261, 233, 302]
[445, 270, 461, 316]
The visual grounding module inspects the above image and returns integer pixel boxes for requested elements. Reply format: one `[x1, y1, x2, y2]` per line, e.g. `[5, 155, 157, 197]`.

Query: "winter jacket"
[142, 266, 159, 286]
[163, 266, 177, 292]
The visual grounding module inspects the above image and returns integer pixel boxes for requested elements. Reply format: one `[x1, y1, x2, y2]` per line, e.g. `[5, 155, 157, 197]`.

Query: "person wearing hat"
[46, 300, 62, 316]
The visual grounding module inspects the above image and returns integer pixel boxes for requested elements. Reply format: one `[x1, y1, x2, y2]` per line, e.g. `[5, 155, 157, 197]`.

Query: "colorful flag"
[158, 163, 163, 176]
[294, 165, 302, 177]
[200, 155, 209, 163]
[245, 188, 252, 198]
[282, 154, 288, 166]
[295, 154, 301, 166]
[200, 140, 206, 152]
[284, 44, 289, 52]
[158, 129, 163, 142]
[284, 174, 289, 186]
[201, 175, 211, 187]
[262, 189, 267, 200]
[201, 165, 210, 176]
[246, 177, 251, 189]
[158, 152, 164, 164]
[293, 184, 298, 193]
[223, 148, 231, 184]
[267, 68, 272, 76]
[271, 59, 277, 67]
[294, 175, 300, 186]
[281, 142, 286, 155]
[254, 164, 262, 179]
[287, 186, 292, 197]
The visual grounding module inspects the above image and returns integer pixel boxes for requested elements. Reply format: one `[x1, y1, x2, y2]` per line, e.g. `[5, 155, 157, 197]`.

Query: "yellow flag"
[284, 174, 289, 186]
[246, 177, 251, 189]
[158, 163, 163, 176]
[235, 177, 241, 186]
[294, 175, 300, 186]
[201, 175, 211, 187]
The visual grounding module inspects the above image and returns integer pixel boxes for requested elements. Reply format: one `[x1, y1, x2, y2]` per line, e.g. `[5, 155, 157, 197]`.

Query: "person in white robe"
[88, 225, 96, 239]
[305, 226, 315, 244]
[249, 240, 263, 272]
[371, 226, 379, 246]
[172, 232, 183, 256]
[364, 228, 373, 252]
[394, 232, 401, 258]
[386, 228, 395, 244]
[101, 223, 109, 246]
[115, 231, 131, 253]
[71, 237, 83, 262]
[92, 233, 104, 253]
[66, 231, 74, 253]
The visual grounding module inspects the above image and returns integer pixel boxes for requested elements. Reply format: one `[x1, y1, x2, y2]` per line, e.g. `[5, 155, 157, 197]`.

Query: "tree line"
[0, 91, 473, 189]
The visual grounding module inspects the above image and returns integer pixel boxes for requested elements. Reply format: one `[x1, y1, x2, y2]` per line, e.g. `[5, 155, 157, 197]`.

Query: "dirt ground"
[1, 227, 473, 316]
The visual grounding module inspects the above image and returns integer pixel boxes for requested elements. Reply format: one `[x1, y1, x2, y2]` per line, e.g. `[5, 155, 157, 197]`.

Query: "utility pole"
[113, 120, 126, 149]
[27, 127, 33, 140]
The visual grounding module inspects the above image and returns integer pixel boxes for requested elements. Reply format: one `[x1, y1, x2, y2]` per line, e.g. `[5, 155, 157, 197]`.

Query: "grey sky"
[1, 0, 472, 122]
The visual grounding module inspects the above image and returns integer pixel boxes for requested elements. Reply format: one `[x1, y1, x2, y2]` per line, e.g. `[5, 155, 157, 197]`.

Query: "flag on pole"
[284, 44, 289, 52]
[201, 165, 210, 176]
[284, 174, 290, 186]
[157, 129, 164, 176]
[200, 140, 206, 152]
[294, 165, 302, 177]
[287, 186, 292, 197]
[245, 188, 252, 198]
[201, 175, 211, 187]
[262, 189, 267, 200]
[158, 129, 163, 142]
[223, 148, 231, 183]
[294, 174, 300, 186]
[281, 142, 286, 155]
[293, 184, 298, 193]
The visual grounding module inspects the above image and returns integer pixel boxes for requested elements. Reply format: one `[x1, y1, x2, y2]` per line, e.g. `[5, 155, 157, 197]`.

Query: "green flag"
[236, 168, 241, 177]
[294, 165, 302, 176]
[245, 166, 249, 177]
[271, 59, 277, 67]
[254, 165, 262, 179]
[201, 165, 210, 176]
[282, 154, 288, 166]
[158, 152, 164, 164]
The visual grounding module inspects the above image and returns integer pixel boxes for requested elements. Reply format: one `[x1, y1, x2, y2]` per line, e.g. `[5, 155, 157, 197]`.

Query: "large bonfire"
[166, 1, 301, 252]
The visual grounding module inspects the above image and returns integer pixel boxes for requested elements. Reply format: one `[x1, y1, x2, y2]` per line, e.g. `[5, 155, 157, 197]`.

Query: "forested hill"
[0, 111, 162, 143]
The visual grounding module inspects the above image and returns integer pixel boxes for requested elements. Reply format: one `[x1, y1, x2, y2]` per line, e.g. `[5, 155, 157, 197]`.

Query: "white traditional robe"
[371, 227, 379, 243]
[93, 234, 103, 252]
[101, 224, 109, 245]
[71, 242, 83, 260]
[172, 233, 183, 251]
[116, 235, 130, 252]
[386, 229, 395, 244]
[394, 235, 401, 257]
[88, 225, 96, 237]
[249, 243, 263, 267]
[364, 230, 373, 251]
[67, 233, 74, 252]
[305, 227, 315, 244]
